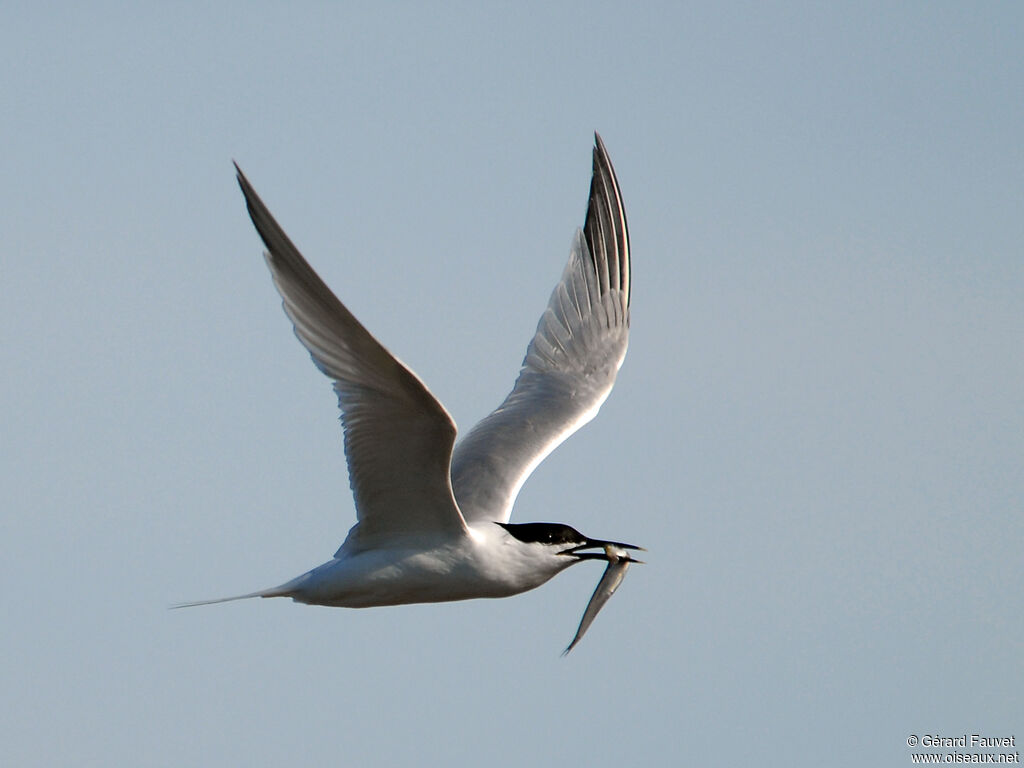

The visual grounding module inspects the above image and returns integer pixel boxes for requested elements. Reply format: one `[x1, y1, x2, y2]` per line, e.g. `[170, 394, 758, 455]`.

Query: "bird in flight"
[179, 134, 641, 652]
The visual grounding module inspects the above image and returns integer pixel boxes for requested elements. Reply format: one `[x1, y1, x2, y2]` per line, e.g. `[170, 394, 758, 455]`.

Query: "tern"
[178, 134, 642, 651]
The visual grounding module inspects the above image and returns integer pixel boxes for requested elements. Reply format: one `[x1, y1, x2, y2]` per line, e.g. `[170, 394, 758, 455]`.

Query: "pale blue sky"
[2, 3, 1021, 766]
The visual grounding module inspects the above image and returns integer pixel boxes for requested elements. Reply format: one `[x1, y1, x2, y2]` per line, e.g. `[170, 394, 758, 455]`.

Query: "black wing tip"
[591, 133, 609, 177]
[230, 162, 281, 251]
[590, 130, 621, 188]
[233, 161, 258, 205]
[230, 162, 296, 268]
[232, 159, 247, 186]
[584, 132, 631, 307]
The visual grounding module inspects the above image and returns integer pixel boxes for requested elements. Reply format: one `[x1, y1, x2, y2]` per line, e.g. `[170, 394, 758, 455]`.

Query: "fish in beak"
[562, 542, 644, 655]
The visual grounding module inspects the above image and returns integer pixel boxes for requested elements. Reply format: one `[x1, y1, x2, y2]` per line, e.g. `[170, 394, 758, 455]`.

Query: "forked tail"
[170, 585, 293, 609]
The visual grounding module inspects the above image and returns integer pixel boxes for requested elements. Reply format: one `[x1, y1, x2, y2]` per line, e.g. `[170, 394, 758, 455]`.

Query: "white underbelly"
[281, 545, 550, 608]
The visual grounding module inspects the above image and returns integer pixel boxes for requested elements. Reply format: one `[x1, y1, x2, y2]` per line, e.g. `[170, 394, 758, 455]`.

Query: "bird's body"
[264, 524, 575, 609]
[180, 134, 640, 651]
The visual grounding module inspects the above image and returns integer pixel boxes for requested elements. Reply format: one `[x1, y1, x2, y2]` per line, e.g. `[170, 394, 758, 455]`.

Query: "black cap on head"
[495, 522, 586, 547]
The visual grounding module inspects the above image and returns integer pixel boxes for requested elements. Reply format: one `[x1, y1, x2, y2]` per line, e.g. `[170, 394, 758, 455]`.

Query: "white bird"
[178, 134, 642, 652]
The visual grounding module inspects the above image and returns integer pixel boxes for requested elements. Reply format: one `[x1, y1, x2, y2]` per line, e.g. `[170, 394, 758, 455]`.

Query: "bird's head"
[495, 522, 644, 565]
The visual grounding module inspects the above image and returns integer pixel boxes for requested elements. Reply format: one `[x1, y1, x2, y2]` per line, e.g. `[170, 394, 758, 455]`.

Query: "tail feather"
[171, 586, 293, 609]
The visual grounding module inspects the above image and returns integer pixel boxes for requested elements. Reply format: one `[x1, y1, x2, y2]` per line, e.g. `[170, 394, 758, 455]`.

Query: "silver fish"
[563, 544, 639, 655]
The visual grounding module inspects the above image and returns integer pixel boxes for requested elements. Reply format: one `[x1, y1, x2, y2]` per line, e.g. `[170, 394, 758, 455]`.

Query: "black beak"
[559, 538, 646, 563]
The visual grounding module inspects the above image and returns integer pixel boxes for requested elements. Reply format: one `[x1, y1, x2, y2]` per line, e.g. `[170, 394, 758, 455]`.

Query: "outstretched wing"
[235, 165, 468, 548]
[450, 134, 630, 524]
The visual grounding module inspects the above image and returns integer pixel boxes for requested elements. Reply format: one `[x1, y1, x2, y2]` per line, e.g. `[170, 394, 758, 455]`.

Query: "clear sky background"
[2, 3, 1021, 766]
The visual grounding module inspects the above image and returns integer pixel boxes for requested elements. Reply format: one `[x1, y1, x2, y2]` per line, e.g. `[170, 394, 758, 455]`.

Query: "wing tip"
[233, 159, 251, 194]
[584, 132, 631, 308]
